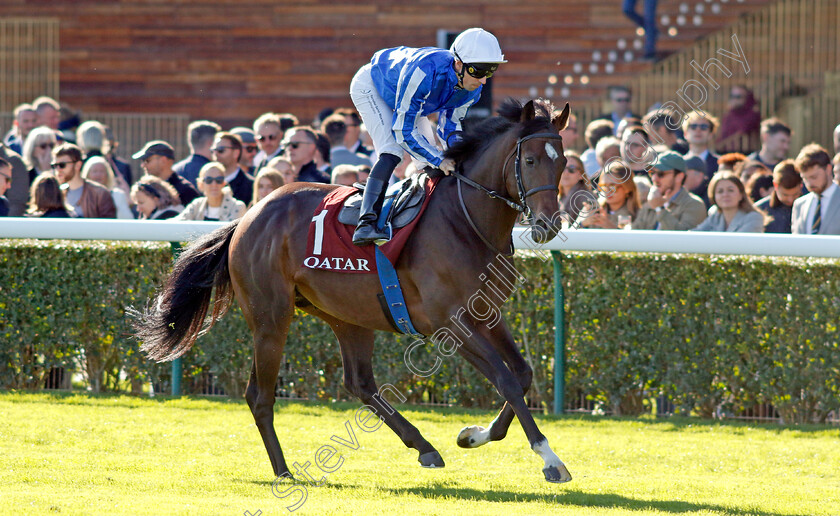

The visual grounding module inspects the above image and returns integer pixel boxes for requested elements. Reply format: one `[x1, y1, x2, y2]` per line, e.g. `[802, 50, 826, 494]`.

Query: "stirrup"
[373, 223, 393, 246]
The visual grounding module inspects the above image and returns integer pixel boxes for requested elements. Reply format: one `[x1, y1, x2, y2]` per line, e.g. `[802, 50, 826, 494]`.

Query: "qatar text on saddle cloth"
[302, 179, 439, 273]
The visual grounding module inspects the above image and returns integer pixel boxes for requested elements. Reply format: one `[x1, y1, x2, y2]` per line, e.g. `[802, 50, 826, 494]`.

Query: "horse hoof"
[418, 451, 445, 468]
[456, 425, 488, 448]
[543, 464, 572, 483]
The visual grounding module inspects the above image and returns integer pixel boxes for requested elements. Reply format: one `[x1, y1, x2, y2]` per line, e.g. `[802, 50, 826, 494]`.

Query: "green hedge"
[1, 239, 838, 423]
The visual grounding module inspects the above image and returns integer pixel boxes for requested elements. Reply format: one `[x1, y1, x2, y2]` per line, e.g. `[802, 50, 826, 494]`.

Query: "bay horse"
[132, 98, 573, 483]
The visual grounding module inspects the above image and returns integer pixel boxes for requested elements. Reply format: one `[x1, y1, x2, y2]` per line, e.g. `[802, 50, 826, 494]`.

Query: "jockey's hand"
[439, 158, 456, 175]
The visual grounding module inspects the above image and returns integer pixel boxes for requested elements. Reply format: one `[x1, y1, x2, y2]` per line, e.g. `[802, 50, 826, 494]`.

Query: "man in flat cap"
[633, 151, 706, 230]
[133, 140, 201, 206]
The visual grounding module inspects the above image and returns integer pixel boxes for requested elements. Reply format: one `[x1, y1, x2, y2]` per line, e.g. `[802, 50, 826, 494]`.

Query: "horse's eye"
[525, 157, 535, 166]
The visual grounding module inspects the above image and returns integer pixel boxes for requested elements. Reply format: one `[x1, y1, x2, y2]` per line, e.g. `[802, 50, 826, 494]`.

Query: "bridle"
[451, 132, 563, 255]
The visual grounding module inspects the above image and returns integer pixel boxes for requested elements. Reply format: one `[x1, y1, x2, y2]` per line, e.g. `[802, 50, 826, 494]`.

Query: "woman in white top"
[177, 162, 246, 221]
[82, 156, 134, 219]
[693, 171, 766, 232]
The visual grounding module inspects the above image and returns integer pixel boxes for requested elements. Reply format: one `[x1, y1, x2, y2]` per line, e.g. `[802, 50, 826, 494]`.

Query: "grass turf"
[1, 392, 838, 516]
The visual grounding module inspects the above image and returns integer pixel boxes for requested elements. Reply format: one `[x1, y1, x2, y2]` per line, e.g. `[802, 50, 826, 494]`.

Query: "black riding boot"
[352, 153, 401, 246]
[352, 177, 389, 246]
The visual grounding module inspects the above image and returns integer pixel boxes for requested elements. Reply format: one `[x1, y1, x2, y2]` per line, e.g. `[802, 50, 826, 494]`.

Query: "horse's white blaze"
[545, 142, 559, 162]
[532, 438, 562, 468]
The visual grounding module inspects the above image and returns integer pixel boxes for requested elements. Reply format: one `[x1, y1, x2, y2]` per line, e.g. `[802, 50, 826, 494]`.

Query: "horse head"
[503, 99, 570, 244]
[445, 98, 571, 249]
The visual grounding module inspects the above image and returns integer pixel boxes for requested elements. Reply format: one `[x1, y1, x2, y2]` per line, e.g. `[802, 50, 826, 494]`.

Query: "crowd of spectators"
[563, 85, 840, 235]
[2, 88, 840, 237]
[0, 97, 381, 222]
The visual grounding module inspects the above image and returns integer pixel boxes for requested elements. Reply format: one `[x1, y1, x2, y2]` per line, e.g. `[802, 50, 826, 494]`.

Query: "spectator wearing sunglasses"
[253, 113, 298, 173]
[133, 140, 201, 206]
[212, 131, 253, 205]
[682, 111, 720, 206]
[576, 162, 642, 229]
[557, 151, 590, 226]
[22, 126, 58, 183]
[52, 143, 116, 218]
[176, 162, 245, 222]
[174, 120, 221, 187]
[283, 126, 330, 184]
[596, 86, 639, 136]
[632, 151, 706, 230]
[682, 110, 720, 177]
[231, 127, 259, 174]
[334, 108, 373, 158]
[348, 27, 506, 245]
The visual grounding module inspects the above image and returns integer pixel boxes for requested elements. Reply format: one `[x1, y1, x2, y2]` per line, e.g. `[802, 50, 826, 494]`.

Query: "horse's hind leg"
[458, 325, 532, 448]
[325, 318, 444, 468]
[243, 299, 294, 478]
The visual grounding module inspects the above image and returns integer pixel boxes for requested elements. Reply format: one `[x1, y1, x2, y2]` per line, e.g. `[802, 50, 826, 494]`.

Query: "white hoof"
[533, 438, 571, 483]
[456, 425, 491, 448]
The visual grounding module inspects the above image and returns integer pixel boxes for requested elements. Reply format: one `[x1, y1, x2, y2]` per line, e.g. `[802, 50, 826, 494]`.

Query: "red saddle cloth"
[303, 179, 439, 274]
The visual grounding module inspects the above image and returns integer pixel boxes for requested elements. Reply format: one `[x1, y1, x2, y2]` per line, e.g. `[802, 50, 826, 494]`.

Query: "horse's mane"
[444, 98, 555, 164]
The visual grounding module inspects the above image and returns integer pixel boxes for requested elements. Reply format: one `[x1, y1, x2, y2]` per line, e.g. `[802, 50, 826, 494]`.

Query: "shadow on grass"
[246, 477, 816, 516]
[379, 485, 810, 516]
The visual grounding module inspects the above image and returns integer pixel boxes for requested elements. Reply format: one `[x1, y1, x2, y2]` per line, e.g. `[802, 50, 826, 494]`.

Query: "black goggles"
[465, 62, 499, 79]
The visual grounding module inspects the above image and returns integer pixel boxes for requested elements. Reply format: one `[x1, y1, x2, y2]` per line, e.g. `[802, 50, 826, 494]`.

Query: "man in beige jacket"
[632, 151, 706, 230]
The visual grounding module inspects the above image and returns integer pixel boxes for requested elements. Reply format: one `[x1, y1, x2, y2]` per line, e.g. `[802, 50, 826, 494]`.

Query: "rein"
[451, 131, 563, 255]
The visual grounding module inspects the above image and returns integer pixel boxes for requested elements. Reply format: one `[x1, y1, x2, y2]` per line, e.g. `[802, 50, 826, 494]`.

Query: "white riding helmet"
[449, 28, 507, 64]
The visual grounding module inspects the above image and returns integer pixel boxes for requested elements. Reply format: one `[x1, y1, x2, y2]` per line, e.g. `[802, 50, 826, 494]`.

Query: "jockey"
[349, 27, 507, 246]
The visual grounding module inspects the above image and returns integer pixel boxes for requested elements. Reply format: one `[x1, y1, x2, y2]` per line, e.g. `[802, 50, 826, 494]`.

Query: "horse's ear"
[552, 103, 571, 133]
[520, 100, 536, 123]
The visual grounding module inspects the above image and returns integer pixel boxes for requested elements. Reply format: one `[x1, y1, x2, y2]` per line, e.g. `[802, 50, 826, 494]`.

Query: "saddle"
[338, 173, 429, 231]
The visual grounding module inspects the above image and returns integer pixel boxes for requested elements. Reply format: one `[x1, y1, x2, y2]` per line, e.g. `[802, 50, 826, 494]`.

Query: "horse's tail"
[129, 221, 239, 362]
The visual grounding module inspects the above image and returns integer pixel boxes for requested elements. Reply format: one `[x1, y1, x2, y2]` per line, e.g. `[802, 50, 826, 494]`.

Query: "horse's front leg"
[457, 322, 531, 449]
[454, 321, 571, 483]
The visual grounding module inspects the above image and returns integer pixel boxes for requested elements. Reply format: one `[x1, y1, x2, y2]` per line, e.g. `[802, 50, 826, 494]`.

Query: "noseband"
[451, 132, 563, 254]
